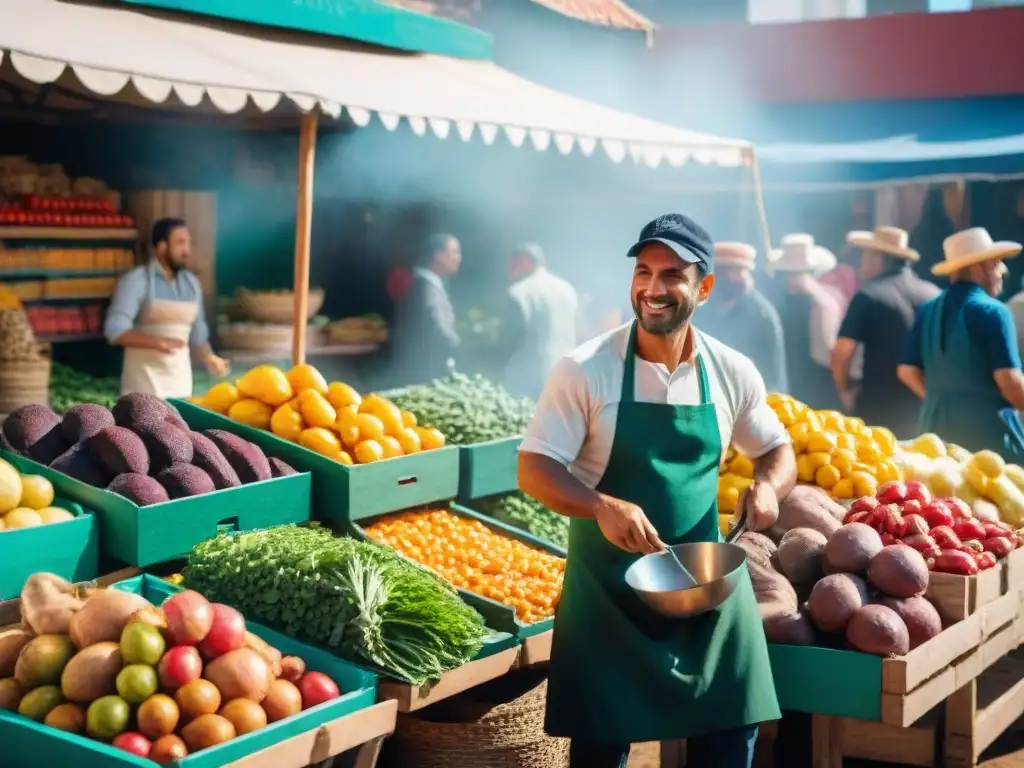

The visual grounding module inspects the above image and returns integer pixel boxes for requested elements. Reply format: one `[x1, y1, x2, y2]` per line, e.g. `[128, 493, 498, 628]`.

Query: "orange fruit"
[355, 413, 386, 442]
[396, 428, 422, 455]
[400, 410, 417, 428]
[298, 428, 342, 459]
[236, 366, 293, 407]
[354, 440, 385, 464]
[814, 464, 841, 491]
[360, 394, 403, 428]
[297, 390, 337, 429]
[286, 364, 328, 396]
[338, 450, 354, 466]
[326, 382, 362, 410]
[228, 399, 273, 430]
[270, 403, 305, 442]
[379, 436, 403, 459]
[202, 382, 240, 415]
[18, 475, 54, 509]
[415, 427, 446, 451]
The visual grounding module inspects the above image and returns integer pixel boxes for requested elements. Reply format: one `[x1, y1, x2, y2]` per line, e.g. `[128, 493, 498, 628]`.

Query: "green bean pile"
[478, 492, 569, 549]
[388, 373, 534, 445]
[49, 363, 119, 413]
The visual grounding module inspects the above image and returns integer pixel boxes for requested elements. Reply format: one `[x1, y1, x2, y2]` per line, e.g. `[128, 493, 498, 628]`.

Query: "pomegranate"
[199, 604, 246, 659]
[162, 591, 213, 646]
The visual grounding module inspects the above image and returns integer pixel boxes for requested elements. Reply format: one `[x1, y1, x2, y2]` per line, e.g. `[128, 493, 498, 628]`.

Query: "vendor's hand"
[205, 354, 230, 378]
[839, 390, 856, 412]
[156, 338, 185, 354]
[595, 496, 665, 555]
[737, 480, 779, 532]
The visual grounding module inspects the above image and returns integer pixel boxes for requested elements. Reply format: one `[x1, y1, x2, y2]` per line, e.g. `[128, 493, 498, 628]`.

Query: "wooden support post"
[292, 109, 318, 367]
[811, 715, 843, 768]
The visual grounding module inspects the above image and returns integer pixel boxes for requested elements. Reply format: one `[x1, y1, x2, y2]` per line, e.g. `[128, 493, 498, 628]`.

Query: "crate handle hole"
[217, 516, 240, 533]
[397, 475, 418, 487]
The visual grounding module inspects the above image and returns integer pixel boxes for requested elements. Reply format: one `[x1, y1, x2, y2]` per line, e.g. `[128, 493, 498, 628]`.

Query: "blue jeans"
[569, 724, 760, 768]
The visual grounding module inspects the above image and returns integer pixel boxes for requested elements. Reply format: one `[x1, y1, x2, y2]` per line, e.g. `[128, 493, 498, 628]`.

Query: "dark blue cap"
[626, 214, 715, 274]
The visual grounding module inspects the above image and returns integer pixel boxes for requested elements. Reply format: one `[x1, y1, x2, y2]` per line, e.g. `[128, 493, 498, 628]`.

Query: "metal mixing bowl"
[625, 539, 749, 618]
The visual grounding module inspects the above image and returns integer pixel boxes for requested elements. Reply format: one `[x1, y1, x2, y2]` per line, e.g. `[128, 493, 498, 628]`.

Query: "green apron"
[918, 291, 1021, 460]
[545, 323, 779, 744]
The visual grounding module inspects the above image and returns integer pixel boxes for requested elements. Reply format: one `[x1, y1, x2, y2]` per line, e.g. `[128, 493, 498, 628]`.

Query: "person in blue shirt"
[105, 218, 228, 398]
[898, 228, 1024, 458]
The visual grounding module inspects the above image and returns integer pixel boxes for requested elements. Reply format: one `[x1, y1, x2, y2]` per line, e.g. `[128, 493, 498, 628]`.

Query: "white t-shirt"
[519, 323, 790, 490]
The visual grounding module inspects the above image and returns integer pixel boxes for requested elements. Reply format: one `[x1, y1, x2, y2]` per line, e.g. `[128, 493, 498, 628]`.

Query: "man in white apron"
[104, 218, 228, 398]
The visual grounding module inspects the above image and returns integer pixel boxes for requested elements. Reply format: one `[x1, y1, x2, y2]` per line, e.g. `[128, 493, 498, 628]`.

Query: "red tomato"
[297, 672, 340, 710]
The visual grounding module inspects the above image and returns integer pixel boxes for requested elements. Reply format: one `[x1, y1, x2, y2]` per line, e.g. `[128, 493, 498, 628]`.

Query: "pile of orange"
[364, 508, 564, 624]
[196, 365, 446, 465]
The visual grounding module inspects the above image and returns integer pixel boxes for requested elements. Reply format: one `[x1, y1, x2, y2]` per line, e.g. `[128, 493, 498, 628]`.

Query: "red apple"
[158, 645, 203, 692]
[298, 672, 340, 709]
[162, 590, 213, 646]
[198, 604, 246, 659]
[876, 481, 908, 506]
[113, 732, 152, 758]
[904, 481, 932, 505]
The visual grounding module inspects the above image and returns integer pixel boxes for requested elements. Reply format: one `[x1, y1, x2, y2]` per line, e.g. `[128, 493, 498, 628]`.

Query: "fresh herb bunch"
[49, 363, 119, 413]
[478, 492, 569, 549]
[183, 524, 489, 685]
[388, 372, 534, 445]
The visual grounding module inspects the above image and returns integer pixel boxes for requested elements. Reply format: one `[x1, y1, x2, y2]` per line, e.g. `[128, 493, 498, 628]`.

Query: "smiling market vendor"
[104, 218, 228, 398]
[518, 214, 797, 768]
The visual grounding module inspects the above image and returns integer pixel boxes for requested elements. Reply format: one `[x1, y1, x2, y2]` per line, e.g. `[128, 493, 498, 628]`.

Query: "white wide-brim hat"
[768, 234, 837, 274]
[846, 226, 919, 262]
[715, 242, 756, 270]
[932, 227, 1022, 276]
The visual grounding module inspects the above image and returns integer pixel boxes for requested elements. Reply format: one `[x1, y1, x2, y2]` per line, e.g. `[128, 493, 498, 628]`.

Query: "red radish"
[159, 645, 203, 692]
[298, 672, 340, 709]
[961, 539, 984, 554]
[903, 514, 930, 537]
[880, 532, 898, 546]
[850, 496, 881, 515]
[876, 481, 908, 505]
[932, 526, 963, 551]
[901, 499, 923, 517]
[933, 549, 979, 576]
[884, 508, 908, 538]
[902, 533, 938, 554]
[199, 605, 246, 659]
[904, 481, 931, 505]
[845, 510, 870, 525]
[983, 522, 1013, 539]
[163, 591, 214, 646]
[921, 501, 954, 529]
[113, 732, 152, 757]
[983, 537, 1015, 558]
[974, 552, 999, 570]
[953, 519, 987, 541]
[945, 497, 973, 518]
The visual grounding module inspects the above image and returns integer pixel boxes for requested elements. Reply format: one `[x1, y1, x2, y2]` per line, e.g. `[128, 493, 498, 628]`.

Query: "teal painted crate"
[0, 454, 99, 599]
[171, 399, 459, 523]
[0, 574, 377, 768]
[0, 449, 310, 568]
[349, 502, 559, 641]
[457, 436, 521, 500]
[768, 643, 883, 721]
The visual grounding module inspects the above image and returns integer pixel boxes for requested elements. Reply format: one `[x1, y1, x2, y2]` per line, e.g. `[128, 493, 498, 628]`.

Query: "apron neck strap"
[621, 322, 711, 404]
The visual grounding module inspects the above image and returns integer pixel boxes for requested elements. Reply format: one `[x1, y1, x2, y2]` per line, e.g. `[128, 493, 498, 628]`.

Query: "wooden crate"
[928, 562, 1006, 623]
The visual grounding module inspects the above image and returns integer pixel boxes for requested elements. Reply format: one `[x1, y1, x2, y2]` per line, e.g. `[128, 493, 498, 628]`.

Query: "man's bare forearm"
[753, 444, 797, 499]
[518, 452, 609, 519]
[897, 364, 926, 399]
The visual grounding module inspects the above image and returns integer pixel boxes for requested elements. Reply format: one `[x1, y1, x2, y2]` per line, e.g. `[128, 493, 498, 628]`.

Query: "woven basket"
[382, 673, 568, 768]
[217, 323, 293, 352]
[0, 349, 50, 417]
[237, 288, 324, 325]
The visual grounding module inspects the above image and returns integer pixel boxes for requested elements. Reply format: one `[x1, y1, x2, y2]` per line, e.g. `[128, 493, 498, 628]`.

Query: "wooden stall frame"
[291, 110, 317, 366]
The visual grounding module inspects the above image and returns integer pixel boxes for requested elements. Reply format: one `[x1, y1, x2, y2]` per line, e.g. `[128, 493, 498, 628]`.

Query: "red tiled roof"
[382, 0, 653, 30]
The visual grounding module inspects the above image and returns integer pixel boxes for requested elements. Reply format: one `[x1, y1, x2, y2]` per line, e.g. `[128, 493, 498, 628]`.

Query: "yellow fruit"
[963, 464, 990, 496]
[729, 454, 754, 479]
[851, 471, 878, 498]
[717, 486, 740, 514]
[37, 507, 74, 524]
[297, 390, 337, 429]
[0, 519, 5, 530]
[203, 382, 241, 415]
[298, 428, 342, 459]
[806, 452, 831, 471]
[338, 450, 354, 466]
[270, 403, 305, 442]
[820, 411, 845, 431]
[355, 413, 386, 442]
[354, 440, 385, 464]
[4, 508, 42, 529]
[947, 443, 971, 464]
[869, 427, 897, 456]
[400, 410, 417, 428]
[803, 411, 823, 433]
[831, 449, 855, 475]
[718, 514, 733, 535]
[228, 399, 274, 430]
[326, 382, 362, 411]
[0, 459, 23, 515]
[796, 455, 815, 483]
[806, 432, 838, 454]
[791, 435, 810, 454]
[287, 364, 328, 396]
[396, 428, 422, 455]
[379, 436, 404, 459]
[775, 404, 796, 427]
[836, 433, 857, 452]
[845, 417, 866, 433]
[815, 465, 841, 491]
[18, 475, 54, 510]
[416, 427, 446, 451]
[876, 459, 901, 484]
[831, 478, 855, 499]
[856, 442, 882, 464]
[969, 450, 1006, 479]
[911, 433, 946, 459]
[1004, 464, 1024, 493]
[237, 365, 294, 407]
[360, 395, 404, 436]
[788, 422, 811, 439]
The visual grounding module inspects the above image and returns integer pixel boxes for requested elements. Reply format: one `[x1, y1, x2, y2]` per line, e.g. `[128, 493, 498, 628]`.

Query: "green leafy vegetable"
[387, 372, 534, 445]
[49, 363, 119, 413]
[476, 492, 569, 549]
[183, 524, 489, 685]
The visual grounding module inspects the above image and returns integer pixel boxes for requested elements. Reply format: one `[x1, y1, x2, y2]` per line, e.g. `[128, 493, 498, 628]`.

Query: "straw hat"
[714, 242, 755, 270]
[932, 227, 1022, 276]
[768, 234, 837, 274]
[846, 226, 919, 262]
